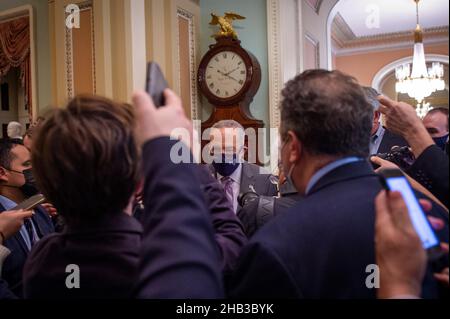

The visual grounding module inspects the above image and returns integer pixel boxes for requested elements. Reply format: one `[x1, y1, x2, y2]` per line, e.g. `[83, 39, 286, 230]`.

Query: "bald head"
[7, 122, 23, 139]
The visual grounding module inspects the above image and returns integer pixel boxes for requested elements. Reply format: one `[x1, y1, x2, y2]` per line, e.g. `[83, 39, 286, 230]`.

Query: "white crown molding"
[371, 54, 449, 92]
[334, 38, 449, 57]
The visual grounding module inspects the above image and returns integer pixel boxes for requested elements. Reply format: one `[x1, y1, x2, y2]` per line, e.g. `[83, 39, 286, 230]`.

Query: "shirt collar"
[305, 157, 364, 195]
[218, 163, 242, 184]
[0, 195, 17, 210]
[373, 125, 385, 141]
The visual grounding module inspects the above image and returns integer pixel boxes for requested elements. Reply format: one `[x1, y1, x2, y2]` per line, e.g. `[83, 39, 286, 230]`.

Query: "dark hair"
[426, 107, 449, 117]
[281, 69, 373, 158]
[32, 95, 139, 227]
[426, 107, 449, 130]
[0, 138, 23, 170]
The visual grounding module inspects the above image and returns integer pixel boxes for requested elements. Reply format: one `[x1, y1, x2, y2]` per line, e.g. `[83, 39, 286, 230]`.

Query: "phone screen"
[386, 177, 440, 249]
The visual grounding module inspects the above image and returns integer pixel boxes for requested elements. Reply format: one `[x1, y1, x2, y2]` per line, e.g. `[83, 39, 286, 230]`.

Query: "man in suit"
[0, 209, 34, 299]
[0, 138, 54, 298]
[133, 164, 247, 274]
[423, 107, 449, 152]
[229, 70, 448, 299]
[363, 87, 408, 155]
[206, 120, 277, 214]
[378, 96, 449, 209]
[23, 91, 223, 299]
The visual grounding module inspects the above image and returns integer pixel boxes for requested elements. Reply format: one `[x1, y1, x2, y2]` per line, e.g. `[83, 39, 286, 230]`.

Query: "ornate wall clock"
[198, 13, 264, 164]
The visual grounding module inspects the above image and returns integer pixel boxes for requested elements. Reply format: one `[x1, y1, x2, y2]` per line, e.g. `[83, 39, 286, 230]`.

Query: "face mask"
[4, 168, 39, 197]
[280, 140, 297, 192]
[212, 153, 241, 177]
[433, 134, 449, 151]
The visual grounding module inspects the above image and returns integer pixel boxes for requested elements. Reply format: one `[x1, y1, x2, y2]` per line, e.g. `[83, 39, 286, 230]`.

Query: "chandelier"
[416, 101, 433, 119]
[395, 0, 445, 103]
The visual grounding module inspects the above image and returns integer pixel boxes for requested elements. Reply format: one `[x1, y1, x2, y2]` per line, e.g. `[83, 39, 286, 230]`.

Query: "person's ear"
[287, 131, 302, 164]
[374, 111, 381, 122]
[0, 166, 8, 183]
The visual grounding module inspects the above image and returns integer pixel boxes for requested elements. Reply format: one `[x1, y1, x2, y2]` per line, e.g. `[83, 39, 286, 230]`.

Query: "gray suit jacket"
[207, 163, 278, 208]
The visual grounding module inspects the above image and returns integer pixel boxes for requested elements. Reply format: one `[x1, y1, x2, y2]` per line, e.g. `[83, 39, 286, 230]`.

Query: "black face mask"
[433, 134, 449, 151]
[212, 153, 241, 177]
[4, 168, 39, 198]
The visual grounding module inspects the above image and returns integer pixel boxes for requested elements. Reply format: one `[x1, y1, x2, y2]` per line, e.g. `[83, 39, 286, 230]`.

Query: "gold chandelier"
[395, 0, 445, 103]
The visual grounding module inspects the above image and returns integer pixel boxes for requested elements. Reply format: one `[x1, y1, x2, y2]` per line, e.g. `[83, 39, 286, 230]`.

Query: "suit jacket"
[196, 166, 248, 273]
[207, 163, 278, 211]
[0, 203, 54, 298]
[229, 161, 449, 299]
[133, 165, 247, 274]
[23, 213, 142, 299]
[407, 145, 449, 209]
[0, 279, 16, 299]
[134, 137, 224, 298]
[377, 128, 409, 154]
[23, 137, 224, 299]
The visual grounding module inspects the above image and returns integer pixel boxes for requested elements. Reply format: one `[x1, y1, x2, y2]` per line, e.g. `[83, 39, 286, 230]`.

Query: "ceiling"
[335, 0, 449, 37]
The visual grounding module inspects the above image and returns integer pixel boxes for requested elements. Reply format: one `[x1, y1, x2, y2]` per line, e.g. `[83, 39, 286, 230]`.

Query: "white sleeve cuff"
[0, 245, 11, 276]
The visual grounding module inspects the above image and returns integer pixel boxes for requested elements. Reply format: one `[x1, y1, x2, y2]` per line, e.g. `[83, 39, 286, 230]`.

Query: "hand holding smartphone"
[146, 62, 169, 108]
[378, 169, 442, 260]
[12, 194, 46, 211]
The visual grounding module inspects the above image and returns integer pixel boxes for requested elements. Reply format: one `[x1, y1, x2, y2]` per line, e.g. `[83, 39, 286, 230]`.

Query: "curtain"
[0, 16, 32, 120]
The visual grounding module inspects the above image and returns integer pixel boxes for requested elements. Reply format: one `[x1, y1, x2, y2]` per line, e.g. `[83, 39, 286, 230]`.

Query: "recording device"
[145, 62, 169, 108]
[238, 191, 260, 208]
[372, 146, 415, 171]
[12, 194, 45, 211]
[378, 169, 442, 260]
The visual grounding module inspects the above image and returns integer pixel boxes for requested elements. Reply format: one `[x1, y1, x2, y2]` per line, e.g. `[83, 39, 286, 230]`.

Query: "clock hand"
[225, 67, 240, 76]
[217, 70, 240, 83]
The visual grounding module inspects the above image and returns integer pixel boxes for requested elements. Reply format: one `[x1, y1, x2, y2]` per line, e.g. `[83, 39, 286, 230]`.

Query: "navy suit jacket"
[133, 138, 224, 298]
[0, 279, 16, 299]
[0, 203, 54, 298]
[407, 145, 449, 209]
[134, 165, 247, 274]
[197, 166, 247, 273]
[23, 137, 223, 299]
[23, 213, 142, 299]
[229, 161, 449, 299]
[377, 128, 409, 154]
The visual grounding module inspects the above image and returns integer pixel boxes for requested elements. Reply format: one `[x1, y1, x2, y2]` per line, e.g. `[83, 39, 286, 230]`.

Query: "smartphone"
[145, 62, 169, 108]
[12, 194, 46, 211]
[378, 169, 442, 259]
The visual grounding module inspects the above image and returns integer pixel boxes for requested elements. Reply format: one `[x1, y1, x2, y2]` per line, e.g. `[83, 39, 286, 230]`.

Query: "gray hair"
[210, 120, 245, 151]
[281, 70, 373, 158]
[7, 121, 23, 139]
[211, 120, 244, 130]
[362, 87, 381, 112]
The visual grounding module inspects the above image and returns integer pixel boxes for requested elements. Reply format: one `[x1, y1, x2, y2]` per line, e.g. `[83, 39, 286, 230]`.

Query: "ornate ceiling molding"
[331, 12, 448, 56]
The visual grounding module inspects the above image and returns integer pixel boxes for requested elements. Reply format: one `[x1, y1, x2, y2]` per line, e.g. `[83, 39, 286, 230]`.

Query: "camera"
[374, 146, 416, 171]
[238, 191, 260, 207]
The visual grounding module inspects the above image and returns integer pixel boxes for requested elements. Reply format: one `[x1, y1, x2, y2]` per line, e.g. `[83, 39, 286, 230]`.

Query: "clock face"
[204, 51, 248, 99]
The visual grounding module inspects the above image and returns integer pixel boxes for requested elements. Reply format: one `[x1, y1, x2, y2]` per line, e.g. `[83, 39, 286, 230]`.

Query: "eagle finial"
[209, 12, 246, 40]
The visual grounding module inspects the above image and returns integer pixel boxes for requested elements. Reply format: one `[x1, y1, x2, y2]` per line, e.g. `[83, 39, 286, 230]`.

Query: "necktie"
[24, 218, 35, 248]
[221, 176, 234, 207]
